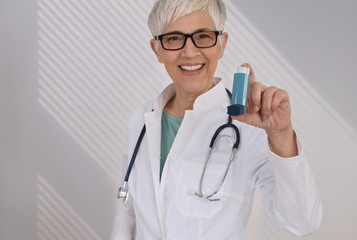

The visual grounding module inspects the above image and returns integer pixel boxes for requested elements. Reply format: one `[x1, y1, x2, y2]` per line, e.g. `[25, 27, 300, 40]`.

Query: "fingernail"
[262, 115, 268, 121]
[254, 105, 259, 112]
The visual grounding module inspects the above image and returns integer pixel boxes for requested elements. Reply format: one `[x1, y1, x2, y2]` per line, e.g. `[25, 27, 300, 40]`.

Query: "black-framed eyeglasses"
[154, 30, 222, 51]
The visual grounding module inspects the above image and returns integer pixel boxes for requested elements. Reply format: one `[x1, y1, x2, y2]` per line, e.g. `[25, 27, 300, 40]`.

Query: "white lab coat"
[111, 79, 322, 240]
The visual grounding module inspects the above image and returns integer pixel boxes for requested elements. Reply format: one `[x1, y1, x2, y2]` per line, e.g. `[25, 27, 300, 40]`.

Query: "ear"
[218, 32, 228, 59]
[150, 39, 164, 63]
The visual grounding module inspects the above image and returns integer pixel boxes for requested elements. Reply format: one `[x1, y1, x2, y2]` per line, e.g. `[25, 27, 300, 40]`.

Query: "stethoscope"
[117, 89, 240, 203]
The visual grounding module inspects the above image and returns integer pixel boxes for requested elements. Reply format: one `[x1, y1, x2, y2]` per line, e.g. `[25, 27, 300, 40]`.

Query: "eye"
[163, 34, 184, 42]
[196, 32, 215, 39]
[198, 34, 211, 39]
[167, 36, 180, 41]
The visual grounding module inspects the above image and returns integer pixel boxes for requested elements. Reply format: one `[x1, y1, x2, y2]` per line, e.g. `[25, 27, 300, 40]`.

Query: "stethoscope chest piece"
[117, 181, 130, 204]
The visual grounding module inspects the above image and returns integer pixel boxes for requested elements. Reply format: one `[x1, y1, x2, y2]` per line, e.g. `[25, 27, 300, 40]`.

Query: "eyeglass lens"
[161, 31, 218, 50]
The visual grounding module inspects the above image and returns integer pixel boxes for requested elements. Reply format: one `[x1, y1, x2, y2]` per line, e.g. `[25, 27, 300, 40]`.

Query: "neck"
[164, 82, 215, 118]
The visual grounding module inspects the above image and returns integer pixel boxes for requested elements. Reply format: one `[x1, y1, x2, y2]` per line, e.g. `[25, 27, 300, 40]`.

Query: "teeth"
[180, 64, 203, 71]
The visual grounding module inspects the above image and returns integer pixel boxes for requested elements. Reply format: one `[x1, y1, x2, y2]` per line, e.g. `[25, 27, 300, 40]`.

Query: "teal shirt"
[160, 110, 183, 180]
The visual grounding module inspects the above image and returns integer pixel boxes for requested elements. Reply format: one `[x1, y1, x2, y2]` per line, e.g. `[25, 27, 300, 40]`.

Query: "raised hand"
[232, 63, 298, 158]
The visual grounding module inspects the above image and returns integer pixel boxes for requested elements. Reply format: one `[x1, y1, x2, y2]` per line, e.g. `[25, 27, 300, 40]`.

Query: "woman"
[111, 0, 322, 239]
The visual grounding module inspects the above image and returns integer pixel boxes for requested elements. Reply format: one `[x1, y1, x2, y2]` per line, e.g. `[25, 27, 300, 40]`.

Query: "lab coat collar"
[193, 78, 227, 110]
[152, 83, 176, 112]
[152, 77, 227, 113]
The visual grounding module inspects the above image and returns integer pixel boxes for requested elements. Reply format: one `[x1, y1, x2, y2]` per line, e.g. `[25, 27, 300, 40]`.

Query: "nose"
[181, 37, 200, 58]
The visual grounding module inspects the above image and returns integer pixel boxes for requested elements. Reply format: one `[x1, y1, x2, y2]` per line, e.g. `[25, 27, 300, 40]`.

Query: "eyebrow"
[164, 28, 214, 35]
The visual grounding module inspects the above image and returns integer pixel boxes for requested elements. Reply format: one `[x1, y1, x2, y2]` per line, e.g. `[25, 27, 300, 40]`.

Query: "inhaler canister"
[227, 66, 250, 116]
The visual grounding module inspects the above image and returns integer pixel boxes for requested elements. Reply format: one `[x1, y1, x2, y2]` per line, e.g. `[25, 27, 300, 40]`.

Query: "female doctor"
[111, 0, 322, 239]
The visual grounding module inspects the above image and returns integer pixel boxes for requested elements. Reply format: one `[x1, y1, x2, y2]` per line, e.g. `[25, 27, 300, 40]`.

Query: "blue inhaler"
[227, 66, 250, 116]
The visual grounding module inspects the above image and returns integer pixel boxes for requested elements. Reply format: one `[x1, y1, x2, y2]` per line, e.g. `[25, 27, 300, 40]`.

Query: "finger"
[271, 89, 290, 111]
[261, 86, 279, 120]
[240, 63, 255, 83]
[249, 82, 266, 112]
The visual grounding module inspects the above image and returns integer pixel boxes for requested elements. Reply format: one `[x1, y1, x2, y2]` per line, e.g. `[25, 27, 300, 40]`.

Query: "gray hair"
[148, 0, 227, 50]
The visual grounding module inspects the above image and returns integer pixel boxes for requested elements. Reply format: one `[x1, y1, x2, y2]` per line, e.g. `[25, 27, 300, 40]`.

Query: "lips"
[179, 64, 204, 72]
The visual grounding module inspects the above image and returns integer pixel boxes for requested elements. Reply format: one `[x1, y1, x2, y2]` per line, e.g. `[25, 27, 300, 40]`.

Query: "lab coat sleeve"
[110, 116, 136, 240]
[257, 133, 322, 237]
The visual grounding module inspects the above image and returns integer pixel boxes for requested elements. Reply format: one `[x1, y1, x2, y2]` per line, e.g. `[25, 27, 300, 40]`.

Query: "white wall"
[1, 0, 356, 239]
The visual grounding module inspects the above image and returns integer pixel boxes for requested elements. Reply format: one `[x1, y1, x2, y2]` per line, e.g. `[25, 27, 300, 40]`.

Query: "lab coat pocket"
[174, 160, 228, 218]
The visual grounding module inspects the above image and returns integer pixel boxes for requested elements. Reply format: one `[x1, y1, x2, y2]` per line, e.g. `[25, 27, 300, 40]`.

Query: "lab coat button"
[170, 153, 177, 159]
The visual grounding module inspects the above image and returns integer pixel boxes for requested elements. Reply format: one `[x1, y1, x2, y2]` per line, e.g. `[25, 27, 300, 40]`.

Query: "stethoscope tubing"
[124, 125, 146, 182]
[209, 121, 240, 149]
[195, 115, 240, 201]
[118, 89, 240, 202]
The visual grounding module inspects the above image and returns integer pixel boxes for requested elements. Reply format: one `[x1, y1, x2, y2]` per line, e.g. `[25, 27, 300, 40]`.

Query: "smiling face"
[151, 10, 228, 97]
